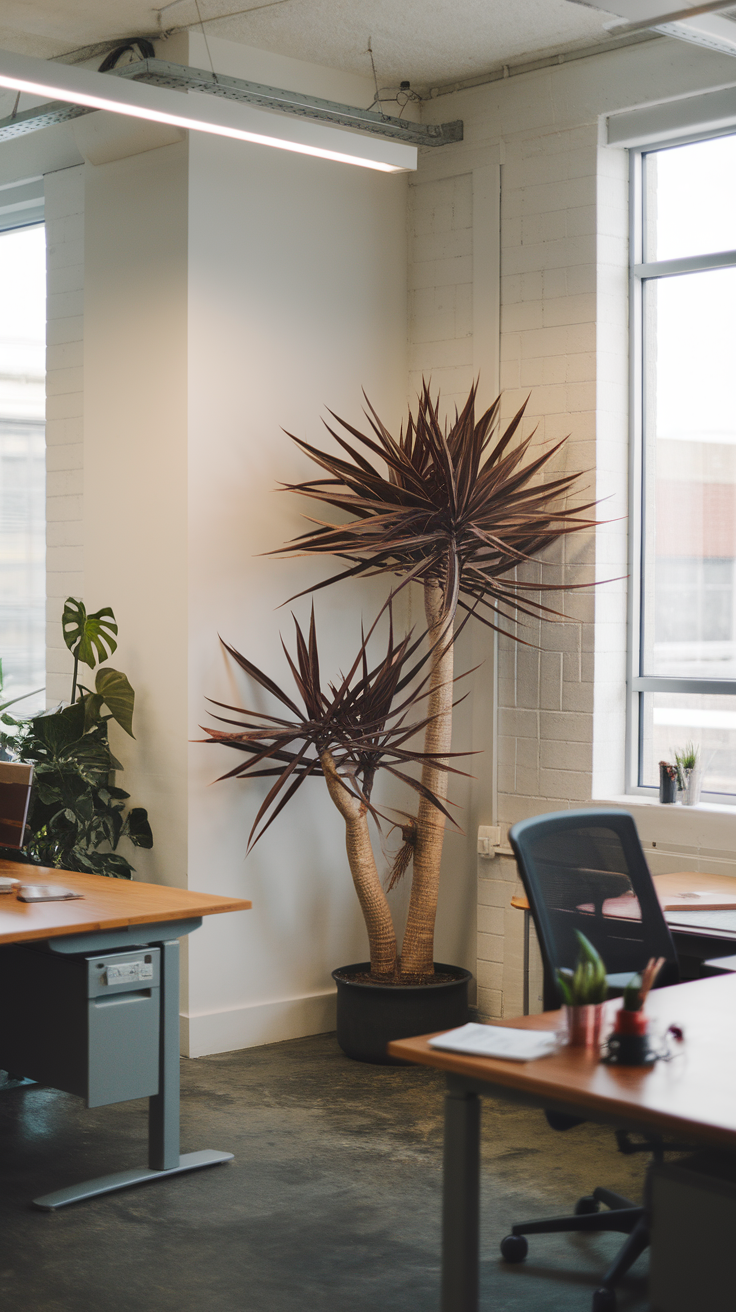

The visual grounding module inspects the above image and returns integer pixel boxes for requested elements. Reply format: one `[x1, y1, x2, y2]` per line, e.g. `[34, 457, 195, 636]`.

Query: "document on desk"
[428, 1022, 559, 1062]
[16, 885, 84, 902]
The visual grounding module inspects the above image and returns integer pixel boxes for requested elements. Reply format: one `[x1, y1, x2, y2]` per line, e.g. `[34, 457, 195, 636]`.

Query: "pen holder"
[659, 762, 677, 804]
[604, 1007, 653, 1066]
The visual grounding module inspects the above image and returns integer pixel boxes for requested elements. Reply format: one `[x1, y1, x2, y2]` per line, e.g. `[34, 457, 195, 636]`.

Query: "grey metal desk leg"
[149, 937, 182, 1170]
[33, 938, 232, 1210]
[442, 1080, 481, 1312]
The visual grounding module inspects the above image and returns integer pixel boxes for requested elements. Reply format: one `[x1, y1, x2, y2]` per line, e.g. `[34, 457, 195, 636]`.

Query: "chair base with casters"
[501, 1187, 648, 1311]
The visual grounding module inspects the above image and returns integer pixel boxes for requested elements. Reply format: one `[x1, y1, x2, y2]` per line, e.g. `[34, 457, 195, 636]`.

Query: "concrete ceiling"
[0, 0, 624, 88]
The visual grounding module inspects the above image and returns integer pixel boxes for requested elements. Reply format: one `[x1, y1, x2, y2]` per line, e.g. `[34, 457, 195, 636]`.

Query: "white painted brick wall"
[408, 173, 474, 410]
[44, 165, 84, 706]
[412, 68, 638, 1016]
[487, 123, 601, 1016]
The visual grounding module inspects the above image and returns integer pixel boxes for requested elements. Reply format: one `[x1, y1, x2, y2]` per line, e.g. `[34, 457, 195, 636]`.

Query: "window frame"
[0, 215, 46, 716]
[626, 126, 736, 805]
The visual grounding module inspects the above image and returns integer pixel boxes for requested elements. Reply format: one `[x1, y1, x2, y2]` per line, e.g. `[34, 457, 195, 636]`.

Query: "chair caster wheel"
[500, 1234, 528, 1263]
[575, 1194, 600, 1215]
[592, 1287, 616, 1312]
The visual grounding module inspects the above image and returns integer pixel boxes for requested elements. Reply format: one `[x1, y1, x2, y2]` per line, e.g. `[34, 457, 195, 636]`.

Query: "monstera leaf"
[62, 598, 118, 670]
[82, 668, 135, 738]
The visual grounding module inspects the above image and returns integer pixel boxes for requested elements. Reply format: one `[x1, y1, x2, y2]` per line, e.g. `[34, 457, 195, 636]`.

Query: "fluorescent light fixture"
[0, 49, 417, 173]
[575, 0, 736, 57]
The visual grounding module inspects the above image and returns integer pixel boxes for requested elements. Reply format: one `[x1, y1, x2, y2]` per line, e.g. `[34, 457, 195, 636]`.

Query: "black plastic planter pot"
[332, 961, 472, 1065]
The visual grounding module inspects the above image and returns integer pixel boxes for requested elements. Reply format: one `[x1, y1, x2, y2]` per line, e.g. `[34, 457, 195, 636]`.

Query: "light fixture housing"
[574, 0, 736, 57]
[0, 48, 417, 173]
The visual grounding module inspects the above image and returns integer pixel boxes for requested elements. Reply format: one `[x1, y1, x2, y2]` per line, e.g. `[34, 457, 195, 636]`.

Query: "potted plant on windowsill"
[675, 742, 701, 806]
[204, 382, 598, 1062]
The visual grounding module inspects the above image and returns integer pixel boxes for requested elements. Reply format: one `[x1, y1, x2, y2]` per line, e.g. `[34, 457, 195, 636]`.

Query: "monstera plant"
[0, 599, 152, 877]
[205, 383, 596, 986]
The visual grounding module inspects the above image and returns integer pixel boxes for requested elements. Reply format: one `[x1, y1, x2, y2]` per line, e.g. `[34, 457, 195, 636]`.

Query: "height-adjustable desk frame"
[0, 860, 251, 1210]
[389, 973, 736, 1312]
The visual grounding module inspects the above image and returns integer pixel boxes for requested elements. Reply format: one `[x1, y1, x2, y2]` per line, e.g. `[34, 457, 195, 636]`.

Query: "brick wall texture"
[411, 64, 632, 1016]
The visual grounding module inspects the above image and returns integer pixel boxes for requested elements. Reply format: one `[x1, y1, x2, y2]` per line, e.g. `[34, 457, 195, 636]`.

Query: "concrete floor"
[0, 1032, 650, 1312]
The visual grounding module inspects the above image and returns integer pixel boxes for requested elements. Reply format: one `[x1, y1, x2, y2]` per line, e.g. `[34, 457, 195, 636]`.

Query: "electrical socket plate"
[477, 825, 502, 856]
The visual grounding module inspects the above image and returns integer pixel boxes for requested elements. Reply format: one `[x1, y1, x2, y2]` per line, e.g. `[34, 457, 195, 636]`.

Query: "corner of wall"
[44, 164, 85, 706]
[592, 141, 629, 800]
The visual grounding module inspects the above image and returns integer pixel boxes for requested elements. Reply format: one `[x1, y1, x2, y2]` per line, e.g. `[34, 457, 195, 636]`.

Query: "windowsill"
[597, 793, 736, 817]
[593, 794, 736, 862]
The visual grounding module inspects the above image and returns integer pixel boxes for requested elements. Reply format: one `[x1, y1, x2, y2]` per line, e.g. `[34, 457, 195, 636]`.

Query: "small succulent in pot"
[556, 930, 608, 1007]
[556, 931, 608, 1047]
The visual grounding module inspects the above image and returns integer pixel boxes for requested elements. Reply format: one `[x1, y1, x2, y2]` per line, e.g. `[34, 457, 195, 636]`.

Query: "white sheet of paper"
[428, 1022, 559, 1062]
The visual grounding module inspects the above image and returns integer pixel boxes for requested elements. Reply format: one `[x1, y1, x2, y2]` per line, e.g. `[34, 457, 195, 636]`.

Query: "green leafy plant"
[556, 931, 608, 1006]
[0, 598, 152, 878]
[674, 742, 699, 792]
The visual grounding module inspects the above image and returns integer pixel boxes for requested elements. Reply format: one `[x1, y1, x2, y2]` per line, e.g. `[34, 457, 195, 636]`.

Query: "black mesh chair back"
[509, 808, 678, 1009]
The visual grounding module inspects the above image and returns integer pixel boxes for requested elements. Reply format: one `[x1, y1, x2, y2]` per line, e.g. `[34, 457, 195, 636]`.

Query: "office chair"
[0, 761, 33, 851]
[501, 808, 680, 1312]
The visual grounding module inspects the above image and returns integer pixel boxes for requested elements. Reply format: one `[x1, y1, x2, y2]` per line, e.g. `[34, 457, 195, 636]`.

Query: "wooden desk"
[389, 974, 736, 1312]
[511, 871, 736, 1010]
[510, 870, 736, 917]
[0, 858, 250, 942]
[0, 859, 251, 1210]
[0, 860, 247, 944]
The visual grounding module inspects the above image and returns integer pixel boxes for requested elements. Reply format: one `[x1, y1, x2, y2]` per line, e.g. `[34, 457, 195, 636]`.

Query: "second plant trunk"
[400, 580, 454, 982]
[321, 749, 398, 980]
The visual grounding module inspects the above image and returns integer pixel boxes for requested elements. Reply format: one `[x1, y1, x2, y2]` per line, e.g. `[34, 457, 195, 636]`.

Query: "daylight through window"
[0, 223, 46, 717]
[631, 133, 736, 800]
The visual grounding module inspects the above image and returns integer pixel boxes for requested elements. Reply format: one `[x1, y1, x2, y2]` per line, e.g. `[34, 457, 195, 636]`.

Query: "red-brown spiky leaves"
[201, 604, 469, 850]
[274, 382, 597, 635]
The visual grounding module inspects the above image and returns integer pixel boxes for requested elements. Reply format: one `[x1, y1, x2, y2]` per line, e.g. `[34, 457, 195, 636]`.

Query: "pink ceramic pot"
[565, 1003, 604, 1048]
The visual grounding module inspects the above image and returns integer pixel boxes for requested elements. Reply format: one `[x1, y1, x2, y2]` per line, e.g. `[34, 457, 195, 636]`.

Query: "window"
[0, 223, 46, 717]
[629, 133, 736, 801]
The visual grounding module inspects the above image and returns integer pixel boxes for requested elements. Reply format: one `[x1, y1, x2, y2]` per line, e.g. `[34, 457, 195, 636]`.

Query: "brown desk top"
[0, 859, 251, 945]
[388, 974, 736, 1152]
[510, 870, 736, 916]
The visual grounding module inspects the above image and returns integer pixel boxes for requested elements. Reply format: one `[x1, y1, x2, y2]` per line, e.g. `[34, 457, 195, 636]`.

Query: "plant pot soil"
[332, 961, 472, 1065]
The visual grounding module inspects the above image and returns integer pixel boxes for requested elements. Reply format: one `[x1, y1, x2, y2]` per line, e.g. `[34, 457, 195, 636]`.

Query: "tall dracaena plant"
[202, 604, 468, 982]
[273, 382, 598, 981]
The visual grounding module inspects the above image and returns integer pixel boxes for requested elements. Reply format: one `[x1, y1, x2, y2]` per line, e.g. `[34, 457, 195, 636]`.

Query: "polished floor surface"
[0, 1033, 649, 1311]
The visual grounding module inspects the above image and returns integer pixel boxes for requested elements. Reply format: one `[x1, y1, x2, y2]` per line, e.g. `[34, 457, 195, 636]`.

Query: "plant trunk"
[321, 749, 398, 981]
[70, 651, 79, 705]
[399, 579, 454, 983]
